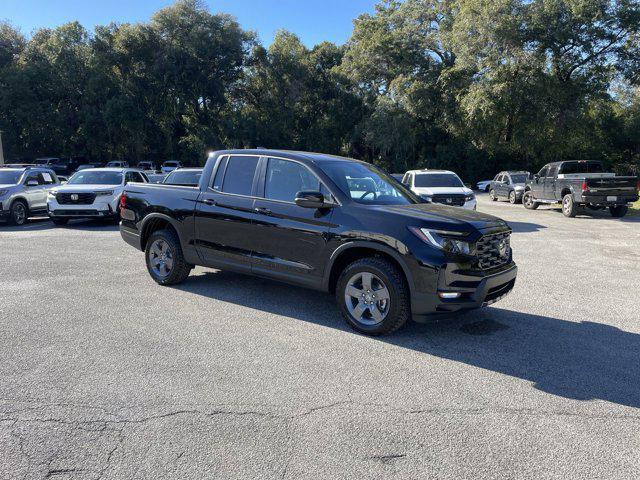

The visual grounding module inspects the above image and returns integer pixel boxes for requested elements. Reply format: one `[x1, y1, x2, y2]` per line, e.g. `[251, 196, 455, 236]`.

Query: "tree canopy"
[0, 0, 638, 180]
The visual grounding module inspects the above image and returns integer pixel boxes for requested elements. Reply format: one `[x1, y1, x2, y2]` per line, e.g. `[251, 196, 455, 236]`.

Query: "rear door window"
[221, 156, 260, 196]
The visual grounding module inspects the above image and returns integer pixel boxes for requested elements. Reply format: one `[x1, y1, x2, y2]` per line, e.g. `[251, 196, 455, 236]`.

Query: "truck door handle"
[254, 207, 272, 215]
[203, 198, 216, 206]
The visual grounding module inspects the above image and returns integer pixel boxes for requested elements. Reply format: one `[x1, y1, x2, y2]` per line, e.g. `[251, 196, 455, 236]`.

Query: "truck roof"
[209, 149, 366, 165]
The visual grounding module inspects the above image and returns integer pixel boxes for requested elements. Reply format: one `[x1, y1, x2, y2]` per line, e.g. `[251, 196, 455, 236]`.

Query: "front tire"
[145, 228, 192, 285]
[336, 257, 410, 335]
[8, 200, 28, 226]
[609, 205, 628, 218]
[523, 192, 539, 210]
[508, 191, 517, 204]
[562, 194, 578, 217]
[489, 189, 497, 201]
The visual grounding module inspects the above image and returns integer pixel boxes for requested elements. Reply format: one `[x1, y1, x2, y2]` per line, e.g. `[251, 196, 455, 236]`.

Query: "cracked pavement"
[1, 195, 639, 479]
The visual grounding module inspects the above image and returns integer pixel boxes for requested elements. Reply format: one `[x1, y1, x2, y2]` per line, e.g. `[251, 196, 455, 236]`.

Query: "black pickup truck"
[120, 149, 517, 335]
[523, 160, 639, 217]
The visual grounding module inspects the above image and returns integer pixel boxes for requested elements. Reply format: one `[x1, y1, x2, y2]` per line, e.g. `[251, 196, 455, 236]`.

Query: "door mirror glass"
[295, 191, 327, 208]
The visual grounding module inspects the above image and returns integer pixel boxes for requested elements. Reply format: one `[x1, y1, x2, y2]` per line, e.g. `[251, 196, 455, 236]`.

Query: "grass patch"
[629, 199, 640, 216]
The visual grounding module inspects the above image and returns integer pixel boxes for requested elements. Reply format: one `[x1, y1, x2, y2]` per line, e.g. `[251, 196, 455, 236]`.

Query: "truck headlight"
[409, 227, 474, 255]
[465, 193, 475, 201]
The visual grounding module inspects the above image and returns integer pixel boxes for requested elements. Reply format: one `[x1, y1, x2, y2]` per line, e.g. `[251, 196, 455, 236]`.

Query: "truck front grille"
[431, 194, 466, 206]
[476, 231, 511, 270]
[57, 192, 96, 205]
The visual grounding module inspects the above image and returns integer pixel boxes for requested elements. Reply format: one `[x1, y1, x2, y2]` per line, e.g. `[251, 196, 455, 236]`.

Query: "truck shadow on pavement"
[176, 270, 640, 409]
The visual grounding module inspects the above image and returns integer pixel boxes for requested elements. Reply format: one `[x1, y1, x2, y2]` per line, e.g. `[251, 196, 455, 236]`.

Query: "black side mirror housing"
[295, 191, 327, 209]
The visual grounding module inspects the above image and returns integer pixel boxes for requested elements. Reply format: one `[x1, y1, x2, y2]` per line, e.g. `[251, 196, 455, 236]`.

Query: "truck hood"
[412, 186, 473, 196]
[372, 202, 508, 231]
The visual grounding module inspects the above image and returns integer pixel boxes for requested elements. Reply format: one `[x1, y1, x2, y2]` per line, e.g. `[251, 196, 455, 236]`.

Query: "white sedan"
[47, 168, 148, 225]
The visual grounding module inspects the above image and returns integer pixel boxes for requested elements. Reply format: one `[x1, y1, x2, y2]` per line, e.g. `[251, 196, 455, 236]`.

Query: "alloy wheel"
[13, 203, 26, 225]
[344, 272, 390, 325]
[148, 239, 174, 277]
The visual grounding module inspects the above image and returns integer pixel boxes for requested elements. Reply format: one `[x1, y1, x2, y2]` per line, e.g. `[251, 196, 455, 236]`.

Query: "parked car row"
[0, 165, 203, 226]
[483, 161, 639, 218]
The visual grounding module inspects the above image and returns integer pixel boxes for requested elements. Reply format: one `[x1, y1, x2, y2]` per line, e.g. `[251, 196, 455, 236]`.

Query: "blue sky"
[1, 0, 378, 46]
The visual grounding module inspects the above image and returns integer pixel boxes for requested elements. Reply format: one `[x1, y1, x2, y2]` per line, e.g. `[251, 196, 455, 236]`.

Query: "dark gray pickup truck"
[523, 160, 639, 218]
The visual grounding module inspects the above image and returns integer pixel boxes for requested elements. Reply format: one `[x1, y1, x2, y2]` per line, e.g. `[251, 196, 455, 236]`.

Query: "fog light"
[438, 292, 461, 299]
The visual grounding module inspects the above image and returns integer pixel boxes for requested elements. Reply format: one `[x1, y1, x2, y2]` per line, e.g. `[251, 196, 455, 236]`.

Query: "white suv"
[402, 169, 477, 210]
[47, 168, 147, 225]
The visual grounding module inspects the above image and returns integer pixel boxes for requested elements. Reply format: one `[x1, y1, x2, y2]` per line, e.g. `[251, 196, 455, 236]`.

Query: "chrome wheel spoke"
[374, 286, 390, 300]
[345, 285, 362, 298]
[352, 302, 366, 320]
[164, 257, 173, 270]
[370, 305, 384, 322]
[361, 272, 372, 291]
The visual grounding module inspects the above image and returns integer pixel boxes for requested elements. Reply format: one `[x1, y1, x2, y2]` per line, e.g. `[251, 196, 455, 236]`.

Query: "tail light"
[119, 193, 127, 213]
[581, 181, 587, 192]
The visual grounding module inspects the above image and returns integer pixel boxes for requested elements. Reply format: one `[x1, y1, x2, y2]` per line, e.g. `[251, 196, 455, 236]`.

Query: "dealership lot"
[1, 195, 639, 479]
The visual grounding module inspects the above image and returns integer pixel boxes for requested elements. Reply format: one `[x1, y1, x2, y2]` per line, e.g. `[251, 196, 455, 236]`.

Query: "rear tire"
[562, 194, 578, 218]
[52, 218, 69, 226]
[609, 205, 628, 218]
[145, 228, 192, 285]
[523, 192, 539, 210]
[489, 189, 497, 201]
[8, 200, 28, 226]
[336, 257, 410, 335]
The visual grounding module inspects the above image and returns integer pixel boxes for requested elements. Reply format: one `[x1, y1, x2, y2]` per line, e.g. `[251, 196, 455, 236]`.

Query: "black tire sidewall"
[336, 259, 409, 335]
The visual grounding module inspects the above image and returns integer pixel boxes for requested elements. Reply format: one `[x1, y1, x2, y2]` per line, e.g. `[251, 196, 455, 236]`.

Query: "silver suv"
[0, 167, 61, 225]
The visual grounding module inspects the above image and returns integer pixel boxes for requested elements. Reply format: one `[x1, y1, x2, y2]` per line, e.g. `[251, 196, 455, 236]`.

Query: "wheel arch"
[139, 213, 183, 251]
[323, 242, 414, 295]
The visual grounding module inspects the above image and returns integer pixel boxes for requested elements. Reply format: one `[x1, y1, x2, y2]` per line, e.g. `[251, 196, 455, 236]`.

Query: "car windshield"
[163, 170, 202, 186]
[0, 171, 21, 184]
[510, 174, 528, 183]
[414, 173, 463, 188]
[68, 171, 123, 185]
[560, 162, 604, 174]
[319, 161, 419, 205]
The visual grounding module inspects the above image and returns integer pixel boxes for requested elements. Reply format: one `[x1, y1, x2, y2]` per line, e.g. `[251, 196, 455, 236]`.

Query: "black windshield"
[414, 173, 463, 188]
[560, 162, 603, 174]
[510, 174, 528, 183]
[68, 171, 123, 185]
[0, 171, 21, 184]
[319, 161, 419, 205]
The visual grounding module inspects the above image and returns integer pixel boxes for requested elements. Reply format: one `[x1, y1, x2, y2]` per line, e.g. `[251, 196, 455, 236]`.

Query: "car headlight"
[409, 227, 474, 255]
[95, 190, 114, 196]
[465, 193, 475, 201]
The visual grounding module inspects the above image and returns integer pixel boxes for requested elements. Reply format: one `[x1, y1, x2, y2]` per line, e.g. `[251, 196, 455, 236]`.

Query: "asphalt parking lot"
[1, 194, 639, 479]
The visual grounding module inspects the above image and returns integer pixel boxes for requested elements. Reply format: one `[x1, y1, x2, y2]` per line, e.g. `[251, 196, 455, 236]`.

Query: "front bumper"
[47, 197, 119, 218]
[411, 262, 517, 322]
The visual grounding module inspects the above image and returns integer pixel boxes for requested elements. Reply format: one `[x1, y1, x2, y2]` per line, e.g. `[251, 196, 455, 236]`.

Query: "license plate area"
[607, 196, 617, 201]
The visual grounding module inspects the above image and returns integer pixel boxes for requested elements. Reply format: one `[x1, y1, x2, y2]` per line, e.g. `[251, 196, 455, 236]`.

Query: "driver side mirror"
[533, 174, 540, 182]
[295, 191, 328, 209]
[26, 179, 39, 187]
